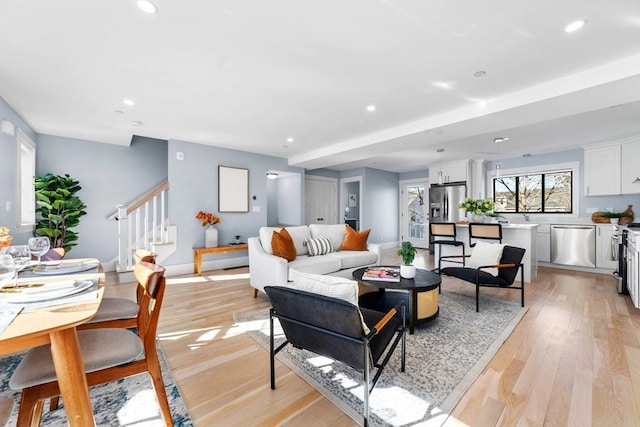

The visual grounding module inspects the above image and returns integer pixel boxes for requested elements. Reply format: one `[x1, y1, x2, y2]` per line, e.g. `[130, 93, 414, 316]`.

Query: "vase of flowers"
[458, 197, 494, 223]
[196, 211, 221, 248]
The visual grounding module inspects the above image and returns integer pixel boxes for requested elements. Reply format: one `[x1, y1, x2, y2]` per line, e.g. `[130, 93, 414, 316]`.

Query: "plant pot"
[205, 226, 218, 248]
[400, 264, 416, 279]
[610, 218, 619, 225]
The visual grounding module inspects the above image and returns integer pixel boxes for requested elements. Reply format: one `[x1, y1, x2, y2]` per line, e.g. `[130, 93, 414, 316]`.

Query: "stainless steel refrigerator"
[428, 182, 467, 252]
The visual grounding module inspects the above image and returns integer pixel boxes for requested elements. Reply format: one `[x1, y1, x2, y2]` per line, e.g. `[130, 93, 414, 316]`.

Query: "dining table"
[0, 257, 105, 426]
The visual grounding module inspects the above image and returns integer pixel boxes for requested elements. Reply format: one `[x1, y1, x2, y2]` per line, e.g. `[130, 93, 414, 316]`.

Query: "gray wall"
[166, 139, 304, 265]
[486, 149, 640, 217]
[362, 168, 400, 243]
[36, 135, 168, 260]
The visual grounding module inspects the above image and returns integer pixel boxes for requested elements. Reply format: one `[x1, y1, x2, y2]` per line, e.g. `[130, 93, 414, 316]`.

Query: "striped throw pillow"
[304, 237, 334, 256]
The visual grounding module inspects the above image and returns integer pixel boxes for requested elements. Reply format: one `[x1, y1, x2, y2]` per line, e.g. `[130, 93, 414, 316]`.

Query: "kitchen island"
[435, 223, 539, 282]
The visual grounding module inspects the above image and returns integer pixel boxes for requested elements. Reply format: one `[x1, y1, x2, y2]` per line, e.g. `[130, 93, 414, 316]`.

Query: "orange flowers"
[195, 211, 221, 227]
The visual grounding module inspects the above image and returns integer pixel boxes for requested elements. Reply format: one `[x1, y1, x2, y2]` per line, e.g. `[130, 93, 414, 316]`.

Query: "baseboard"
[163, 256, 249, 277]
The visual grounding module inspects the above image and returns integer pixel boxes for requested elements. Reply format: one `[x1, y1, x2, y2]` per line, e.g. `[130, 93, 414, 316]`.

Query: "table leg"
[49, 328, 95, 427]
[194, 252, 202, 275]
[409, 290, 417, 334]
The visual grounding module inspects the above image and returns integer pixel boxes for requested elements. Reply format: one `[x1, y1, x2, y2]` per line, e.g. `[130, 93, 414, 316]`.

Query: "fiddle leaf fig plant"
[34, 173, 87, 253]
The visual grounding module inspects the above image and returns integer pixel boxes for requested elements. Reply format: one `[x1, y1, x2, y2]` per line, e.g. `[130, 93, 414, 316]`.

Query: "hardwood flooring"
[105, 249, 640, 426]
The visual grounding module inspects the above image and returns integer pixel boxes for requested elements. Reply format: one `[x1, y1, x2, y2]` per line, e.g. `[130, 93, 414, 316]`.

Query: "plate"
[31, 260, 99, 275]
[7, 279, 95, 303]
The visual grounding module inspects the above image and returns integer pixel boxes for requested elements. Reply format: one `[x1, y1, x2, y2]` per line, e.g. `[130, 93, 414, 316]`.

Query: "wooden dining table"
[0, 258, 105, 426]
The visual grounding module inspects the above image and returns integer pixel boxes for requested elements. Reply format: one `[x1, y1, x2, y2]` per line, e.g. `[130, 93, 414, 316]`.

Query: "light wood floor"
[106, 249, 640, 426]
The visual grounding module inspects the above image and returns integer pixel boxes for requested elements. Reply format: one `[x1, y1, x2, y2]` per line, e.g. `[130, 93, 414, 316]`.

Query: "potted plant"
[458, 197, 494, 223]
[34, 173, 87, 253]
[397, 241, 417, 279]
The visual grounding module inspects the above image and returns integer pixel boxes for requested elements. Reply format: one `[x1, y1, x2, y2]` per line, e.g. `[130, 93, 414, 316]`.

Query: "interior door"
[305, 177, 337, 225]
[400, 181, 429, 248]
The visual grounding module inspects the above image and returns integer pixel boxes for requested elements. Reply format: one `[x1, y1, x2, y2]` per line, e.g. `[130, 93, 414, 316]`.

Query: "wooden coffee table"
[353, 266, 441, 334]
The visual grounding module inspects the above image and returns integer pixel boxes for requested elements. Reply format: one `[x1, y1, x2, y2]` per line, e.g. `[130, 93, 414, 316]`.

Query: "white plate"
[7, 279, 95, 303]
[31, 261, 99, 275]
[40, 260, 62, 267]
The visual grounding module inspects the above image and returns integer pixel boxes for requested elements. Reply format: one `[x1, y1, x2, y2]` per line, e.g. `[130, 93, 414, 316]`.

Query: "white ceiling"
[1, 1, 639, 173]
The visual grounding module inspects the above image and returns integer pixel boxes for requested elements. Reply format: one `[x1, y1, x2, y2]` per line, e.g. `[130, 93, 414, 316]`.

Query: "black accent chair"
[468, 223, 503, 247]
[441, 245, 525, 312]
[430, 222, 465, 275]
[265, 286, 406, 427]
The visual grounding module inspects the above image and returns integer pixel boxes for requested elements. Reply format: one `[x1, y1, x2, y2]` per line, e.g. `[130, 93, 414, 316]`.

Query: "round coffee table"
[353, 266, 441, 334]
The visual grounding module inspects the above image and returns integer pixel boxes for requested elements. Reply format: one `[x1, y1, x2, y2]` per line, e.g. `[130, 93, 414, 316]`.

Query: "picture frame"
[218, 165, 249, 212]
[348, 193, 357, 207]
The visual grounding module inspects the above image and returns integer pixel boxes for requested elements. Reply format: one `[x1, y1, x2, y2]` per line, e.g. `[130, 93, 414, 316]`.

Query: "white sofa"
[248, 224, 381, 296]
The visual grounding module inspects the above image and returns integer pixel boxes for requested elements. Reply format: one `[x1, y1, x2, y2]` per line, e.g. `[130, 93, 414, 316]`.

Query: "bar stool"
[430, 222, 466, 277]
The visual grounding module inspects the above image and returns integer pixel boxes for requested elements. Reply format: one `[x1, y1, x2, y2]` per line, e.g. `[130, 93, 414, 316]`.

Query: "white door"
[400, 181, 429, 248]
[305, 177, 337, 225]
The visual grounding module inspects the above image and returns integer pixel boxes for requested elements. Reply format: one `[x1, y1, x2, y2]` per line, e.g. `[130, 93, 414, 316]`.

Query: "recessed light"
[474, 71, 486, 78]
[287, 137, 294, 143]
[123, 99, 135, 106]
[565, 20, 586, 33]
[130, 121, 142, 126]
[494, 137, 509, 143]
[137, 0, 158, 14]
[366, 105, 376, 112]
[432, 81, 453, 89]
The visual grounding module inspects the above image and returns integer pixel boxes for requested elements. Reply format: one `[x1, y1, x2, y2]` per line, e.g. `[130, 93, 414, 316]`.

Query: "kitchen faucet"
[523, 213, 530, 222]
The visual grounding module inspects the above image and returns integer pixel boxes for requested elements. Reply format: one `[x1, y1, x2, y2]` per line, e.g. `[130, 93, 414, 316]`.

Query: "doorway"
[340, 176, 362, 230]
[399, 179, 429, 248]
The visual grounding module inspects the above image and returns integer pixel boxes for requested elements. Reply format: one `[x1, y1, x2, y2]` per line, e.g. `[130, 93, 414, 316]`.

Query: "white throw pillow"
[304, 237, 334, 256]
[468, 241, 505, 276]
[288, 270, 369, 334]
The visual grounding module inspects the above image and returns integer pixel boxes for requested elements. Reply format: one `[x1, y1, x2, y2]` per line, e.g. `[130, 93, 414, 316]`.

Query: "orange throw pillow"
[340, 225, 370, 251]
[271, 228, 297, 262]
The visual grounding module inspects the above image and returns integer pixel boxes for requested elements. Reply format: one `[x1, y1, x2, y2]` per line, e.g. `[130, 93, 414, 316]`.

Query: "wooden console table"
[193, 244, 248, 275]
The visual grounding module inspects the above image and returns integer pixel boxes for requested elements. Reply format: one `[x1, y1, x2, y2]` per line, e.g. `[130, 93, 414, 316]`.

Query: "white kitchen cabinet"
[627, 231, 639, 309]
[537, 224, 551, 263]
[433, 160, 469, 183]
[584, 144, 621, 196]
[621, 139, 640, 194]
[595, 224, 617, 270]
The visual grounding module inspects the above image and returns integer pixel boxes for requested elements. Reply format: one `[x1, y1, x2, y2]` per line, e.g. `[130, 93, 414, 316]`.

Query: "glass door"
[400, 181, 429, 248]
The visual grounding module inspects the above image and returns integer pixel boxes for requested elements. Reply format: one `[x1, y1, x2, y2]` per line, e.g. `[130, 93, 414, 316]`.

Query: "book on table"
[362, 267, 401, 282]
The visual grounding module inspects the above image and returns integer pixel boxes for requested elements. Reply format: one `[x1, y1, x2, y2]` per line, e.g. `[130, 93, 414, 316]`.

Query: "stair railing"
[108, 181, 169, 271]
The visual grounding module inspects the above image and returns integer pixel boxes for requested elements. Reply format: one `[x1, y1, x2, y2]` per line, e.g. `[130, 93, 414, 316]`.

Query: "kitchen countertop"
[455, 222, 539, 229]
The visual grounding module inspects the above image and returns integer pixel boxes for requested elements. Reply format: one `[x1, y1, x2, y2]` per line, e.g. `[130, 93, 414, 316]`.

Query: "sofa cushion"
[309, 224, 346, 251]
[287, 255, 342, 277]
[329, 250, 378, 269]
[341, 225, 370, 251]
[272, 228, 296, 262]
[259, 226, 310, 256]
[305, 237, 334, 256]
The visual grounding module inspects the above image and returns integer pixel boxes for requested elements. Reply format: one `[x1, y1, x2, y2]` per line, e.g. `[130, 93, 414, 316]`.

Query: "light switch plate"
[176, 151, 184, 160]
[252, 206, 260, 213]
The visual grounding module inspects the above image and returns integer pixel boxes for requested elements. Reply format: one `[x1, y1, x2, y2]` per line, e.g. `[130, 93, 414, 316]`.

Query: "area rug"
[0, 344, 193, 426]
[235, 290, 527, 427]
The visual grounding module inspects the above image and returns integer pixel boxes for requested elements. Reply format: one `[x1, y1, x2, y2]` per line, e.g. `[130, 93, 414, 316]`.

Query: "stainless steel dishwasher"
[551, 225, 596, 267]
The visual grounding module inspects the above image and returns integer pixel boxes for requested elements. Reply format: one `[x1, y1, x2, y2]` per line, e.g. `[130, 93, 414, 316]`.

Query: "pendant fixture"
[494, 137, 508, 178]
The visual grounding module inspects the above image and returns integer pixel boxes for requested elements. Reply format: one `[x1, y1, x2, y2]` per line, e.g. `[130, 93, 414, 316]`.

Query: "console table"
[193, 244, 248, 275]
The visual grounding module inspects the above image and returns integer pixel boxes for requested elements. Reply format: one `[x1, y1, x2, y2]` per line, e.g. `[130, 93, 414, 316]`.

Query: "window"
[17, 128, 36, 228]
[494, 170, 573, 213]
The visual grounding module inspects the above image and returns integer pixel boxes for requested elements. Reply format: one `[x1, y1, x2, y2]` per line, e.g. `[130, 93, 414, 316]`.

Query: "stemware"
[28, 236, 50, 266]
[0, 254, 16, 289]
[6, 245, 31, 287]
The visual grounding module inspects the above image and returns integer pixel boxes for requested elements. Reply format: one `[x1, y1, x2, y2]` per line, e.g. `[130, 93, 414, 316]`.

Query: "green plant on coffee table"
[397, 241, 416, 266]
[34, 173, 87, 253]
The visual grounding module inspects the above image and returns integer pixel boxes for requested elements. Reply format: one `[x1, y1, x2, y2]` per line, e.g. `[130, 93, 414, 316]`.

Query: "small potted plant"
[397, 241, 417, 279]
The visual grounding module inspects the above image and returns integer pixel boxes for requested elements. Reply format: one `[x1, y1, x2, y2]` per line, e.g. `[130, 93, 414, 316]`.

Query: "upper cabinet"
[584, 144, 621, 196]
[584, 137, 640, 196]
[621, 139, 640, 194]
[433, 160, 470, 184]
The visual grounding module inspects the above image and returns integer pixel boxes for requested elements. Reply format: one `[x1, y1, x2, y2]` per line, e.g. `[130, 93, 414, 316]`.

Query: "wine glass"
[28, 237, 50, 266]
[0, 254, 16, 289]
[6, 245, 31, 287]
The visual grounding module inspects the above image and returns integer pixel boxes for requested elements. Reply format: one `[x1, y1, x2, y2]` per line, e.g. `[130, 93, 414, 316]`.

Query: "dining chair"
[9, 261, 173, 427]
[0, 398, 13, 427]
[430, 222, 465, 278]
[77, 249, 156, 330]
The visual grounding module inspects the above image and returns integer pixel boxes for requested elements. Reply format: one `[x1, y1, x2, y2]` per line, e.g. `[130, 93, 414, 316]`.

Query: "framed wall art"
[218, 165, 249, 212]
